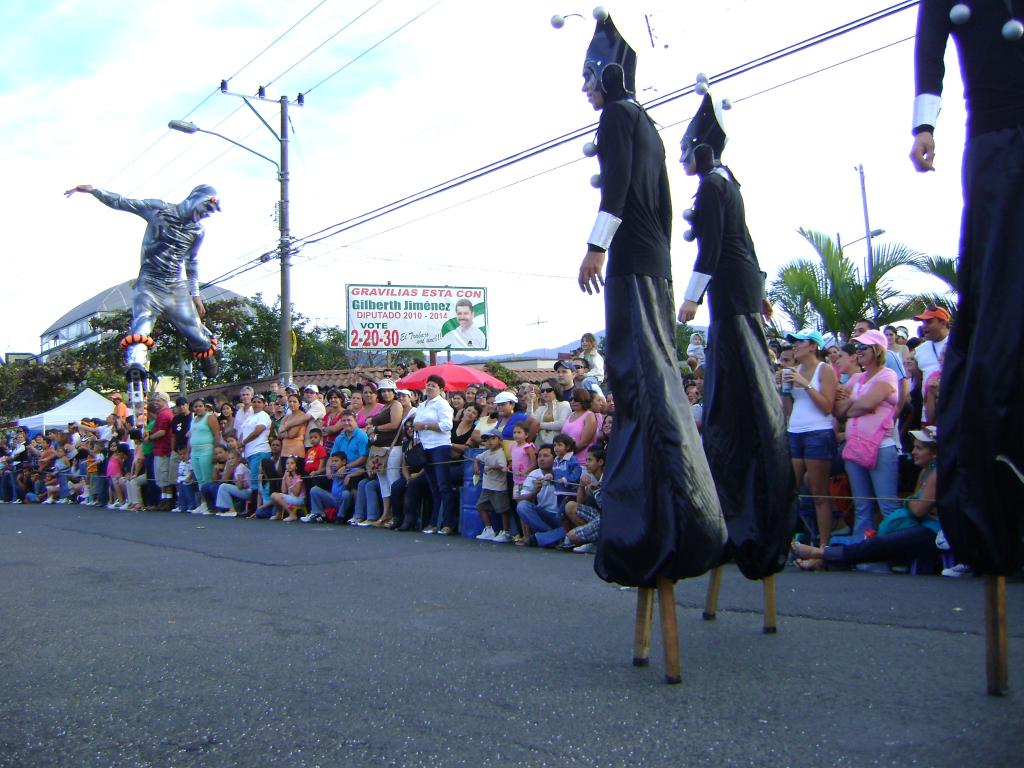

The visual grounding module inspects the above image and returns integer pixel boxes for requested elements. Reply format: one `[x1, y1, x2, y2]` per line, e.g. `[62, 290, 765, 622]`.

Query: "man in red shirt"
[146, 392, 176, 510]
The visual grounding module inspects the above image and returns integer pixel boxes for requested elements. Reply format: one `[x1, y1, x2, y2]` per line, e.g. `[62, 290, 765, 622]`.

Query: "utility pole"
[856, 163, 879, 321]
[187, 81, 304, 386]
[278, 96, 292, 387]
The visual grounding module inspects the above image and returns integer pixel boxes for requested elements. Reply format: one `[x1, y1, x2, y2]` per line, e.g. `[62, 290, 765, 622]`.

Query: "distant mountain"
[451, 333, 598, 364]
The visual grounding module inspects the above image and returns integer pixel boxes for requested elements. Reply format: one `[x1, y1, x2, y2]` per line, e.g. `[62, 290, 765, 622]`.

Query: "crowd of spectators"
[0, 315, 979, 576]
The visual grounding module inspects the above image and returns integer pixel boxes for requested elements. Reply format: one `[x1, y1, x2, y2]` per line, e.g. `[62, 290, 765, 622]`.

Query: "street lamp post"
[168, 87, 302, 386]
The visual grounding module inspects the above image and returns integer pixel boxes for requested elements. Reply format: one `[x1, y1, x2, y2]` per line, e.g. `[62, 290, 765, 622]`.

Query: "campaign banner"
[345, 284, 488, 351]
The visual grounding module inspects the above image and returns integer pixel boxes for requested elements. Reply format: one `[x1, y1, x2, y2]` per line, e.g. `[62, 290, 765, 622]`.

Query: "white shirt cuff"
[587, 211, 622, 251]
[912, 94, 941, 132]
[684, 271, 712, 303]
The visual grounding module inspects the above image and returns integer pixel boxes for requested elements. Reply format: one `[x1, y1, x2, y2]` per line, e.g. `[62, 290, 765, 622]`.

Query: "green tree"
[909, 254, 958, 320]
[768, 228, 928, 338]
[483, 361, 521, 389]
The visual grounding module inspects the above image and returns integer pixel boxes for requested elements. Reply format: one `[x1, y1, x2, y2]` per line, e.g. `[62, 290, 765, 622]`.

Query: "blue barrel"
[458, 448, 485, 538]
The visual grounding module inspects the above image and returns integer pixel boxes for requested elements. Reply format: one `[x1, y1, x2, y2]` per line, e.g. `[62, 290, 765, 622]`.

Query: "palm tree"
[768, 229, 927, 338]
[908, 254, 958, 320]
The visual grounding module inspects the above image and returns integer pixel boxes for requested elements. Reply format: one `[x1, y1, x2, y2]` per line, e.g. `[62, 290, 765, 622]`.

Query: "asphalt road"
[1, 504, 1022, 768]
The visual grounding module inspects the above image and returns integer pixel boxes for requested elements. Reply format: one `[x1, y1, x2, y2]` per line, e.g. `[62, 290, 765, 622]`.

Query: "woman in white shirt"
[532, 378, 572, 447]
[784, 330, 838, 547]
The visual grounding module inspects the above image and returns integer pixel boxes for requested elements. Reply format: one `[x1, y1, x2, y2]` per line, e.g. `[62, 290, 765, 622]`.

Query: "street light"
[168, 92, 296, 385]
[836, 228, 885, 250]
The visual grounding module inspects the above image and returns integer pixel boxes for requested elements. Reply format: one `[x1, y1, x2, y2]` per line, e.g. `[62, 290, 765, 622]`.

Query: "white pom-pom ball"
[695, 80, 709, 96]
[682, 207, 695, 222]
[582, 141, 598, 157]
[696, 71, 708, 84]
[682, 229, 696, 242]
[721, 98, 732, 110]
[551, 14, 565, 29]
[593, 6, 608, 22]
[949, 4, 971, 25]
[590, 174, 602, 188]
[1002, 18, 1024, 40]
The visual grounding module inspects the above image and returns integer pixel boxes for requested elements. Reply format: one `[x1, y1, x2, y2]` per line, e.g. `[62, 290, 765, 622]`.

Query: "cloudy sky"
[1, 0, 965, 358]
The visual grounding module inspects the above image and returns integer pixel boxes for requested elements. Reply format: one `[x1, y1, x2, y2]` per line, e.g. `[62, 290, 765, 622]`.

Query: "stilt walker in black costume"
[677, 84, 797, 595]
[911, 0, 1024, 695]
[561, 8, 726, 683]
[568, 11, 726, 589]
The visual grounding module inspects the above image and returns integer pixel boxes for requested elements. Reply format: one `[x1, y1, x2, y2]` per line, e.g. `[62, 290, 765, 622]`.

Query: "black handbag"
[404, 434, 428, 473]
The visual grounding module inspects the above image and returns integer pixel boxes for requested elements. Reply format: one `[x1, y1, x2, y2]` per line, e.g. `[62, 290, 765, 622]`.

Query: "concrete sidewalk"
[1, 504, 1021, 768]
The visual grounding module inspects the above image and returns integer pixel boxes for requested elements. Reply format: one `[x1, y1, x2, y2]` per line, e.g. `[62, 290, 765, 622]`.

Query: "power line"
[275, 34, 917, 284]
[303, 0, 444, 95]
[288, 0, 920, 250]
[103, 0, 332, 189]
[264, 0, 386, 89]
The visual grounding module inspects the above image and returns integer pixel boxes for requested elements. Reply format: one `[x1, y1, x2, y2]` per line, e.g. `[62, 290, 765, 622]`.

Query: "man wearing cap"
[911, 1, 1024, 577]
[552, 361, 576, 403]
[110, 393, 130, 421]
[910, 306, 949, 383]
[570, 12, 726, 588]
[171, 397, 191, 457]
[302, 385, 326, 448]
[146, 392, 176, 510]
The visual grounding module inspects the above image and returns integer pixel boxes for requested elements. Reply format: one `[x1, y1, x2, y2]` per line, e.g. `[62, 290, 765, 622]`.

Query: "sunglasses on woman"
[539, 388, 554, 393]
[853, 343, 871, 352]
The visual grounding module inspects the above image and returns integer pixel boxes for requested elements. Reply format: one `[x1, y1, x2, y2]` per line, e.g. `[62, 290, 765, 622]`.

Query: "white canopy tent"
[17, 388, 114, 434]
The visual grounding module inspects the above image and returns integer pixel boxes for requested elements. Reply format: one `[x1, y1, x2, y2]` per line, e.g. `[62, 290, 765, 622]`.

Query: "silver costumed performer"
[65, 183, 221, 378]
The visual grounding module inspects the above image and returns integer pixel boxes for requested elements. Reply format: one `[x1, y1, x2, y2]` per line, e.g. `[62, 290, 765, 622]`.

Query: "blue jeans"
[215, 483, 252, 511]
[309, 485, 345, 519]
[424, 445, 457, 529]
[354, 477, 381, 521]
[844, 444, 901, 540]
[517, 499, 561, 535]
[176, 482, 197, 511]
[246, 451, 271, 504]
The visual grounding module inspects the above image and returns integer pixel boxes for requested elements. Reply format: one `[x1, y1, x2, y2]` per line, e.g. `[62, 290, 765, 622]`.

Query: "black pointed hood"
[583, 12, 637, 101]
[680, 93, 727, 164]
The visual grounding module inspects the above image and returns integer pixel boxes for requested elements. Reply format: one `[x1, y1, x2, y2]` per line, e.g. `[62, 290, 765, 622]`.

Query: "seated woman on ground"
[792, 426, 940, 571]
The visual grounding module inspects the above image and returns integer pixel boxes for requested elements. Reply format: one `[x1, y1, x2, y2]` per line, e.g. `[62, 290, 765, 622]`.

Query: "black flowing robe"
[690, 169, 796, 581]
[915, 0, 1024, 575]
[592, 98, 727, 588]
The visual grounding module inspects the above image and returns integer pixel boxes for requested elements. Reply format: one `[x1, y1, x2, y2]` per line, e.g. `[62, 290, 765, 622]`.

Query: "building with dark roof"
[39, 280, 243, 361]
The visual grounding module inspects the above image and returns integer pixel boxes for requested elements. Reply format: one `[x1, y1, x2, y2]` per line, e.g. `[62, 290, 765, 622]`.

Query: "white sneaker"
[57, 498, 70, 505]
[492, 530, 512, 544]
[13, 499, 23, 504]
[193, 502, 209, 515]
[170, 506, 182, 513]
[348, 517, 364, 526]
[476, 526, 496, 541]
[357, 519, 374, 527]
[573, 543, 596, 554]
[942, 563, 973, 578]
[41, 498, 54, 505]
[215, 511, 237, 518]
[299, 513, 322, 523]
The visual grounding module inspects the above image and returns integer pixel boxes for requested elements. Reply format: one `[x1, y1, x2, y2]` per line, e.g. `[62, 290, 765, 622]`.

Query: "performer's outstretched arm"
[65, 184, 161, 220]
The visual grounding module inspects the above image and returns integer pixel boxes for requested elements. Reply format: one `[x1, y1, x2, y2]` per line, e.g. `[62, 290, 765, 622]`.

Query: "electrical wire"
[288, 1, 920, 250]
[103, 0, 332, 189]
[263, 0, 386, 89]
[200, 2, 920, 291]
[303, 0, 444, 94]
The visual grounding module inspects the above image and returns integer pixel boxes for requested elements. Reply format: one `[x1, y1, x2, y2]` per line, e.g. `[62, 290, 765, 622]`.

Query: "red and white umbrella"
[396, 363, 507, 392]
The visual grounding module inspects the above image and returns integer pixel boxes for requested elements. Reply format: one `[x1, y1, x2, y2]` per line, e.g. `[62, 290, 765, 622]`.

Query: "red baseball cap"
[913, 306, 951, 322]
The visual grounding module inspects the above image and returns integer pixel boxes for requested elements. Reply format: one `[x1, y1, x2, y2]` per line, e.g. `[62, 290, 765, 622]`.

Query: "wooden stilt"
[762, 574, 778, 634]
[632, 587, 655, 667]
[985, 574, 1008, 696]
[657, 577, 681, 684]
[703, 565, 724, 620]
